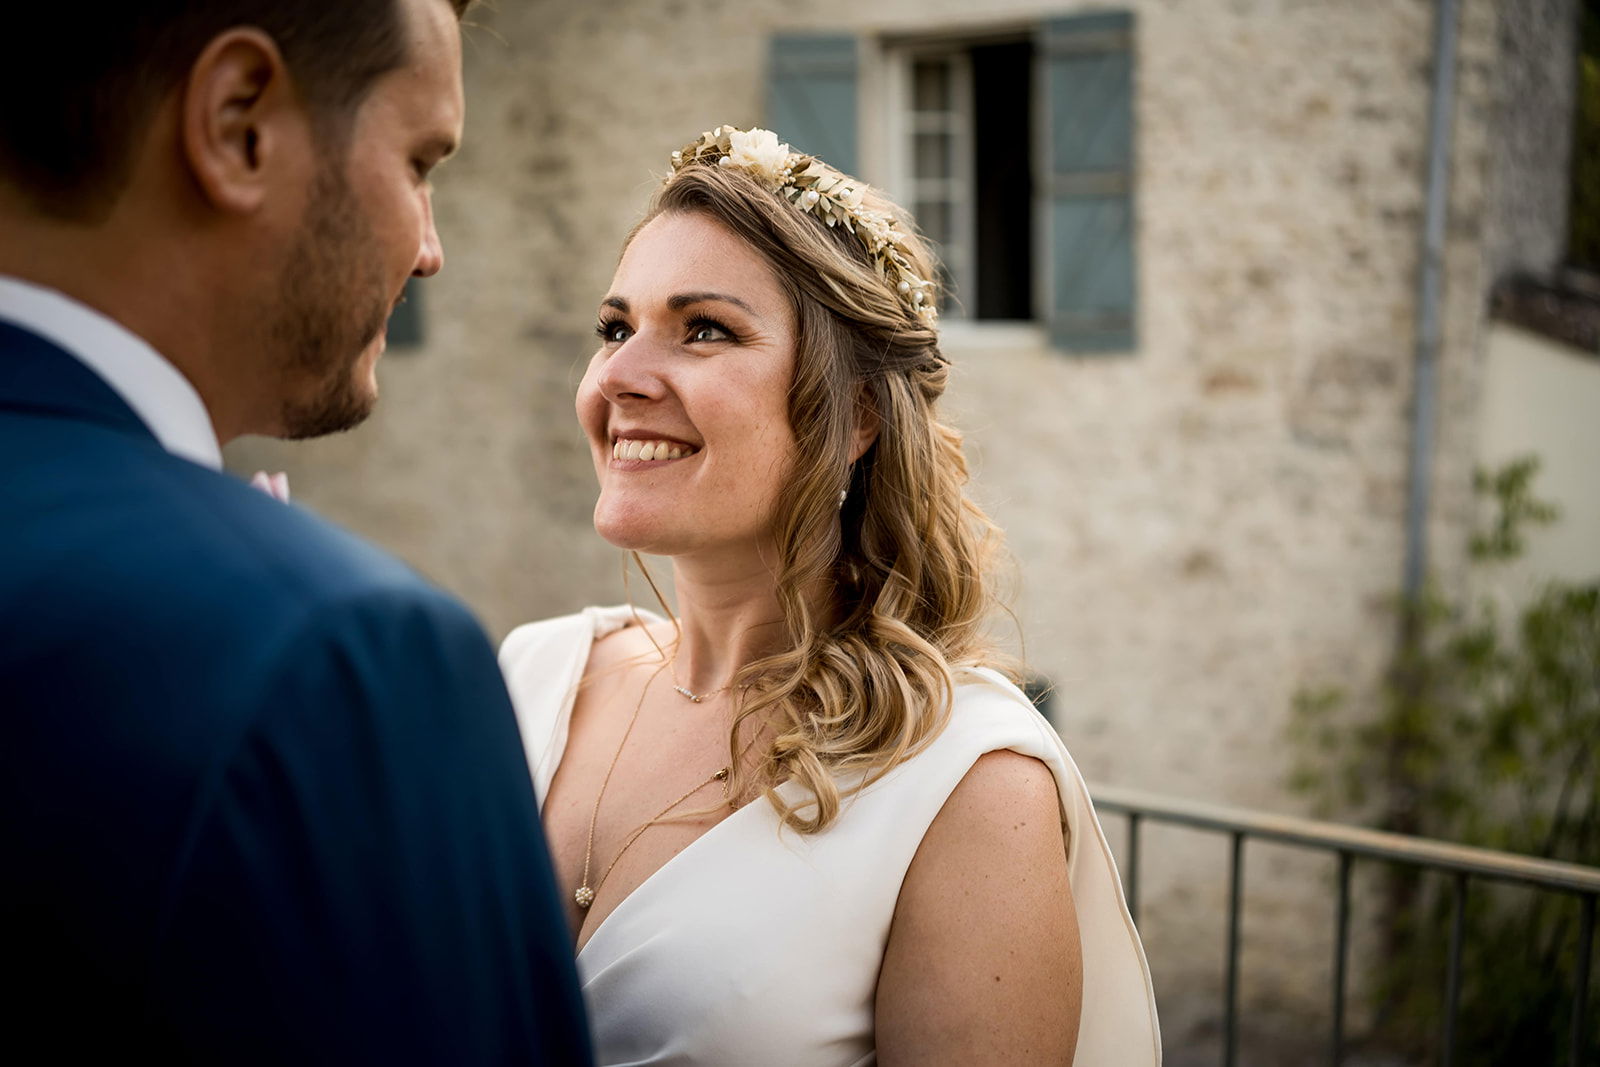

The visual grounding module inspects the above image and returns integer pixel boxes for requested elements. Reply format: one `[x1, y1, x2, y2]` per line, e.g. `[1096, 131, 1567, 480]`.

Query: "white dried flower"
[727, 127, 792, 185]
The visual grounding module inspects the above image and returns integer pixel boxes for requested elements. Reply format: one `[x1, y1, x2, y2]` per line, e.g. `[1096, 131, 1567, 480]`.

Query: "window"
[767, 13, 1138, 352]
[897, 42, 1035, 321]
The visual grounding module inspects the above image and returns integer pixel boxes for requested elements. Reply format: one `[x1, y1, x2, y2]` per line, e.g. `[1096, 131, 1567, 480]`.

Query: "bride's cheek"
[575, 378, 607, 441]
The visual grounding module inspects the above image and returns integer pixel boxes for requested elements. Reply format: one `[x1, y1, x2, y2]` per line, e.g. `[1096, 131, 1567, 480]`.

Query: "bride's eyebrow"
[599, 293, 758, 317]
[667, 292, 755, 315]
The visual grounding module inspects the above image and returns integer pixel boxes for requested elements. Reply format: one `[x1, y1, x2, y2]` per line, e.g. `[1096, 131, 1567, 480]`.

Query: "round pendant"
[574, 885, 595, 909]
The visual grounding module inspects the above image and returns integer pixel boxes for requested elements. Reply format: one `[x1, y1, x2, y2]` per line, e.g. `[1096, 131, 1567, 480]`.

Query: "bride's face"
[577, 211, 799, 558]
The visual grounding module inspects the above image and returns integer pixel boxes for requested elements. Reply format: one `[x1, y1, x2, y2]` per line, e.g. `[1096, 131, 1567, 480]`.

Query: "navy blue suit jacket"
[0, 323, 591, 1064]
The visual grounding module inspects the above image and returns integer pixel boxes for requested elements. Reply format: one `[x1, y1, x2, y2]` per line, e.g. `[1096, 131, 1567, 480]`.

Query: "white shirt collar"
[0, 275, 222, 470]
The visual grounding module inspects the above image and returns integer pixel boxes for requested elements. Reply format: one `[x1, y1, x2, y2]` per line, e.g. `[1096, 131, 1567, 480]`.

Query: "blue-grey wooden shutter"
[766, 35, 859, 176]
[1040, 13, 1137, 352]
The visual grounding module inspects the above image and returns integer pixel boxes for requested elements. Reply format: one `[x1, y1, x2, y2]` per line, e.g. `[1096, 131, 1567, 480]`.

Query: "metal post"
[1224, 831, 1244, 1067]
[1442, 873, 1468, 1066]
[1332, 851, 1352, 1066]
[1126, 813, 1142, 926]
[1574, 893, 1595, 1067]
[1401, 0, 1461, 602]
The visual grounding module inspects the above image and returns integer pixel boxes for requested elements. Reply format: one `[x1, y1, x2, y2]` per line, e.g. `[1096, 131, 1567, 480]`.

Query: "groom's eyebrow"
[667, 292, 756, 315]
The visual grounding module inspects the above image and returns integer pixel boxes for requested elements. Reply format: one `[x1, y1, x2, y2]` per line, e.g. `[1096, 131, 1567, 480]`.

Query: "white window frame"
[883, 45, 977, 319]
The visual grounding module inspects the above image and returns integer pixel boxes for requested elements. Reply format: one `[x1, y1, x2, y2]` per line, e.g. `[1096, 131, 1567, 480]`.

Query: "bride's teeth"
[613, 438, 697, 461]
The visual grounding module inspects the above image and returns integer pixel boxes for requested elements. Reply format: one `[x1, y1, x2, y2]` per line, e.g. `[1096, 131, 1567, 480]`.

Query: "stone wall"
[225, 0, 1508, 1055]
[1484, 0, 1579, 286]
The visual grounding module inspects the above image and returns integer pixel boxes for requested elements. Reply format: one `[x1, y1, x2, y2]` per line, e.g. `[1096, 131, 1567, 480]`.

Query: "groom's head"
[0, 0, 471, 442]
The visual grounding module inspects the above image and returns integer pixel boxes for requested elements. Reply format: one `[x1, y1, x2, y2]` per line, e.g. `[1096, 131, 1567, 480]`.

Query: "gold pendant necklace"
[574, 662, 734, 911]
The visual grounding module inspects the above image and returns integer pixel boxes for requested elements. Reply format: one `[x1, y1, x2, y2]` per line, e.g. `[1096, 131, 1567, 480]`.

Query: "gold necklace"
[574, 662, 733, 910]
[668, 648, 744, 704]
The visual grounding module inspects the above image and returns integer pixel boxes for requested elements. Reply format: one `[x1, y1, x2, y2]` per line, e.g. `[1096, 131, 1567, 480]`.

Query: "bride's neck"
[666, 556, 790, 694]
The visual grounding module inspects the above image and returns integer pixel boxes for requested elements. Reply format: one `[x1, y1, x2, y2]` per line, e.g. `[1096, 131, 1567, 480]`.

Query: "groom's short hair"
[0, 0, 473, 223]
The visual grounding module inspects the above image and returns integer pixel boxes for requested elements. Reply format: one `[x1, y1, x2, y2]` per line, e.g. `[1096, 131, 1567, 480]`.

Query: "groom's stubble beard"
[269, 153, 393, 442]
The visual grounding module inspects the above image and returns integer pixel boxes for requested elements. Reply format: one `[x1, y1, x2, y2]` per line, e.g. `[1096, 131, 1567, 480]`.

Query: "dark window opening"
[971, 41, 1035, 320]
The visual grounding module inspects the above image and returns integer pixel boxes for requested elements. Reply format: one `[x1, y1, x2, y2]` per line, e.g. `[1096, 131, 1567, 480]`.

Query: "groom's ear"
[180, 28, 309, 216]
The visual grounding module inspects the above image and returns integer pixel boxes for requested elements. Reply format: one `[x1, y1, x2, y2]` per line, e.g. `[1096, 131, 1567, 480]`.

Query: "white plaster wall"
[224, 0, 1504, 1056]
[1478, 323, 1600, 584]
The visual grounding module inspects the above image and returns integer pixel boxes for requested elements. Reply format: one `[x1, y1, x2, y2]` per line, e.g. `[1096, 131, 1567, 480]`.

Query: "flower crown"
[668, 126, 938, 323]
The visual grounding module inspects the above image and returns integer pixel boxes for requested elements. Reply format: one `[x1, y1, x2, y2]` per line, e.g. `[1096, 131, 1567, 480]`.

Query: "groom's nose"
[413, 194, 444, 278]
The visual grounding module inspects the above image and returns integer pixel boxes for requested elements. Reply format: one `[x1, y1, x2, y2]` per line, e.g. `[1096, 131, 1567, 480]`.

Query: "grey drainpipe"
[1402, 0, 1462, 602]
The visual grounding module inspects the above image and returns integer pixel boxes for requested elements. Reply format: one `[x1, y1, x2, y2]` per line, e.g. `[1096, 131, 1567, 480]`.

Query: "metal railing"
[1092, 786, 1600, 1067]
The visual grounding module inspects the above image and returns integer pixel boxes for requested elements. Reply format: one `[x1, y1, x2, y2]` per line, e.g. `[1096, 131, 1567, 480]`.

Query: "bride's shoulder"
[498, 604, 669, 674]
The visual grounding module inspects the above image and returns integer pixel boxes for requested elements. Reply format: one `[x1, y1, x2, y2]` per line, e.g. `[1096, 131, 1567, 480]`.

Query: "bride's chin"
[593, 513, 676, 555]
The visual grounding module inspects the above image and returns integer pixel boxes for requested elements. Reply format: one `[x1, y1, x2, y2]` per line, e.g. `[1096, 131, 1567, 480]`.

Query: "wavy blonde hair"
[627, 146, 1016, 833]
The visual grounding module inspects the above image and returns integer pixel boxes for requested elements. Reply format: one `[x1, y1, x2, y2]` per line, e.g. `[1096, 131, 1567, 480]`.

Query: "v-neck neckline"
[574, 776, 769, 959]
[552, 609, 777, 961]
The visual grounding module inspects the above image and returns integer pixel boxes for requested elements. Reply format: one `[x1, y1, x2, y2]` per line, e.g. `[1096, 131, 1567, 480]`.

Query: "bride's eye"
[686, 317, 734, 344]
[596, 319, 633, 344]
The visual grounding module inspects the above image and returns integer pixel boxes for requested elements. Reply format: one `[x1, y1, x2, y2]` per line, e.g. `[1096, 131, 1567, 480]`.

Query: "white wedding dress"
[501, 606, 1161, 1066]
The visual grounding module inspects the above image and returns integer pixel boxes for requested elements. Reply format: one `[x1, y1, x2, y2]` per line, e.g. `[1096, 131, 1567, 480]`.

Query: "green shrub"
[1289, 458, 1599, 1064]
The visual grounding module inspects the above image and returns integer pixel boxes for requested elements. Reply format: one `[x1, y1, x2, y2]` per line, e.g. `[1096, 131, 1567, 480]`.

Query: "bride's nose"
[596, 333, 668, 404]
